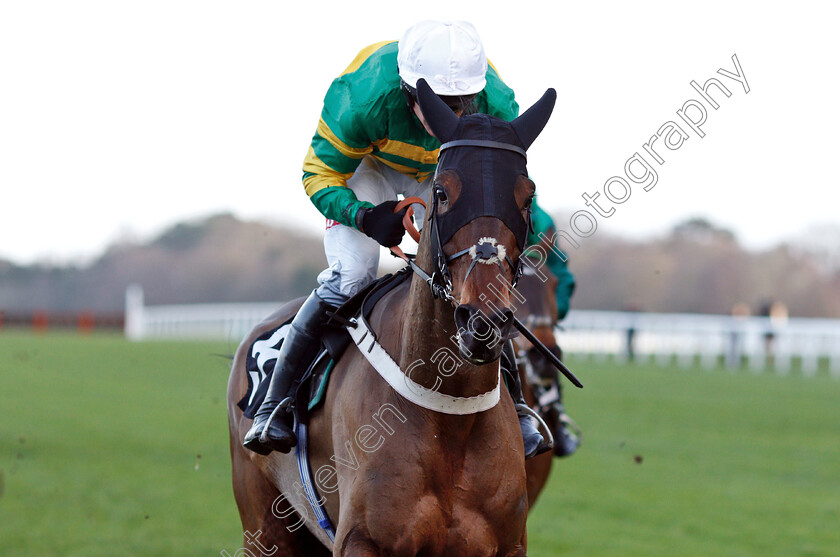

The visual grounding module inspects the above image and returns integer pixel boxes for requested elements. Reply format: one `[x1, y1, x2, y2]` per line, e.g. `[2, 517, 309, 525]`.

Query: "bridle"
[386, 80, 584, 387]
[389, 141, 584, 389]
[391, 138, 533, 306]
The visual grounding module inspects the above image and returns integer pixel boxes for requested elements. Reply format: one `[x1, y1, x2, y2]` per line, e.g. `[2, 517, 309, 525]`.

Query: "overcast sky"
[2, 1, 838, 265]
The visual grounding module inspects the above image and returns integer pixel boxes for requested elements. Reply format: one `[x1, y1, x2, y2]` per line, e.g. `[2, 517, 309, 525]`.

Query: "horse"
[514, 264, 560, 511]
[513, 261, 583, 512]
[227, 79, 557, 556]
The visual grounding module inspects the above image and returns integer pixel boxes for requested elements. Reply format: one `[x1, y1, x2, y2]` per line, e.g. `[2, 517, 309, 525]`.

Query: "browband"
[439, 139, 527, 159]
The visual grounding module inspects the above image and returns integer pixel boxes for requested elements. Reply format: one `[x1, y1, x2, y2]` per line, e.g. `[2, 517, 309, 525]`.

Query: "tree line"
[1, 213, 837, 318]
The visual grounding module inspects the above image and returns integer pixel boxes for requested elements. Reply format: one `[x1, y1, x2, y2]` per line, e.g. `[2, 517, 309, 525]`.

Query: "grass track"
[1, 332, 838, 556]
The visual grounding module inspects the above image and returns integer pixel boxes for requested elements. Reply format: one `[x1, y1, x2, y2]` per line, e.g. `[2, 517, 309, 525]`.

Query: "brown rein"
[388, 196, 426, 262]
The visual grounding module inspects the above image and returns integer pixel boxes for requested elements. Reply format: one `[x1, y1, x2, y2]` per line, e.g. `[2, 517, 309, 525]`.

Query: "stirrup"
[554, 410, 582, 458]
[515, 402, 554, 455]
[559, 411, 582, 440]
[258, 396, 296, 443]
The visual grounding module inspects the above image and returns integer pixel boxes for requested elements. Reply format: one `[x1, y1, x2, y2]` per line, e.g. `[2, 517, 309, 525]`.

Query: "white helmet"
[397, 20, 487, 96]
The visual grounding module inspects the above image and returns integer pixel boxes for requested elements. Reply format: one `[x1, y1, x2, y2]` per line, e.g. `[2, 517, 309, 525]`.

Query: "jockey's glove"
[358, 200, 408, 247]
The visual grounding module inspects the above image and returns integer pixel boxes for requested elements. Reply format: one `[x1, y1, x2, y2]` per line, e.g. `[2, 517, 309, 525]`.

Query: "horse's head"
[514, 265, 559, 335]
[416, 79, 556, 365]
[513, 266, 562, 381]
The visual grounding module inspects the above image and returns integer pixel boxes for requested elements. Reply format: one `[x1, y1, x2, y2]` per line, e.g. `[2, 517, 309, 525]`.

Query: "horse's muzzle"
[454, 303, 514, 364]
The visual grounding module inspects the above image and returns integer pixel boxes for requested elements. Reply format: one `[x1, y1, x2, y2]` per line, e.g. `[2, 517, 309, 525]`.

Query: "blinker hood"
[434, 116, 530, 249]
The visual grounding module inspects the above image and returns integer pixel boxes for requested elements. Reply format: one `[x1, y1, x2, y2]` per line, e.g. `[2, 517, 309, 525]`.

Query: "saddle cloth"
[237, 268, 412, 421]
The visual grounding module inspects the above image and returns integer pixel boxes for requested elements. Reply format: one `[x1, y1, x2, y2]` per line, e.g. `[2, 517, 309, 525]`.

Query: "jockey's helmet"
[397, 21, 487, 97]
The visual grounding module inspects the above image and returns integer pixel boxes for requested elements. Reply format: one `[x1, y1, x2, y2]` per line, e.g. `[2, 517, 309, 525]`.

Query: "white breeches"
[315, 157, 432, 306]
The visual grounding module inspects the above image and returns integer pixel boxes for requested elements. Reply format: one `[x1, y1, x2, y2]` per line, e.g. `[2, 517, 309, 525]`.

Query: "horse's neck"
[398, 243, 501, 399]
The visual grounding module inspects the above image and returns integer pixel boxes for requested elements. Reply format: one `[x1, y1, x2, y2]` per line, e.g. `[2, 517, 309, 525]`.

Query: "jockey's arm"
[301, 89, 376, 230]
[546, 232, 576, 321]
[309, 185, 374, 230]
[300, 50, 519, 233]
[528, 199, 576, 321]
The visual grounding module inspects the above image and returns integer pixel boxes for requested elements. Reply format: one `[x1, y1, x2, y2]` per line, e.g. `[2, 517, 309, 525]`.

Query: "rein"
[388, 197, 458, 305]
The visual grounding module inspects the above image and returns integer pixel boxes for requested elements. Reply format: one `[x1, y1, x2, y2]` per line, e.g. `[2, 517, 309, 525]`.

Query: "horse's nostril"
[497, 308, 514, 327]
[455, 304, 500, 342]
[472, 315, 492, 337]
[454, 305, 472, 331]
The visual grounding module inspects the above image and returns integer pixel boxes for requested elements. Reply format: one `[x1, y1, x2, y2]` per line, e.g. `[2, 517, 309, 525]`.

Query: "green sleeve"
[528, 198, 576, 320]
[478, 64, 519, 121]
[527, 198, 554, 248]
[549, 256, 576, 320]
[309, 187, 374, 229]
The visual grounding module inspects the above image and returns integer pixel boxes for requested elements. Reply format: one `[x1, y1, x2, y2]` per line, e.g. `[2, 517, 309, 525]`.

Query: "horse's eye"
[435, 187, 449, 205]
[523, 195, 534, 210]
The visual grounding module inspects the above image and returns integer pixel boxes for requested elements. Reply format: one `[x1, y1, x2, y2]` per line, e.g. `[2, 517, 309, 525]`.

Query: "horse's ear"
[416, 78, 459, 143]
[512, 88, 557, 150]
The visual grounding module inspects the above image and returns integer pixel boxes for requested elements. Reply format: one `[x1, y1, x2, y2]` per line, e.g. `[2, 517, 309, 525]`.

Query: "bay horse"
[227, 79, 557, 556]
[514, 265, 560, 510]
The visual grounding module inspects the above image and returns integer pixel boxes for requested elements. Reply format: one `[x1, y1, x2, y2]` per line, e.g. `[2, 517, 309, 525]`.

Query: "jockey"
[245, 21, 566, 459]
[526, 201, 581, 457]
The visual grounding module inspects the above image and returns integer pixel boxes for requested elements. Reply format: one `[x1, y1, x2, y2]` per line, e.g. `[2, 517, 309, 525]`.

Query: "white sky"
[1, 1, 838, 265]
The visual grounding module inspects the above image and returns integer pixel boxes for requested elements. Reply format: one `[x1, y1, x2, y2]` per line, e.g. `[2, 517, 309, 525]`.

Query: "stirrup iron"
[516, 402, 554, 450]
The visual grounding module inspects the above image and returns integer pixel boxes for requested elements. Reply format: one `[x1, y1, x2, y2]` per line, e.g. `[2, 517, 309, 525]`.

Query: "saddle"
[237, 267, 412, 422]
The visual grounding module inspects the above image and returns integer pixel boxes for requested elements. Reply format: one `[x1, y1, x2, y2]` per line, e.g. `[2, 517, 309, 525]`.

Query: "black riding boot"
[502, 341, 552, 460]
[547, 398, 580, 458]
[243, 291, 334, 455]
[536, 346, 581, 458]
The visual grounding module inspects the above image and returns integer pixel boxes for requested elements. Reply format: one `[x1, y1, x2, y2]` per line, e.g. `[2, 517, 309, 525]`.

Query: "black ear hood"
[415, 78, 556, 148]
[512, 88, 556, 150]
[415, 78, 460, 143]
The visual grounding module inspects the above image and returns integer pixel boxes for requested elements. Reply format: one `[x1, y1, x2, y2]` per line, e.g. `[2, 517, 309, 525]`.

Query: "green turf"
[1, 333, 838, 556]
[0, 332, 243, 556]
[527, 356, 840, 557]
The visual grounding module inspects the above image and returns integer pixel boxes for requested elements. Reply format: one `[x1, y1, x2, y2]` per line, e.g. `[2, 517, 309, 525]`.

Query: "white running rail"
[125, 285, 840, 376]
